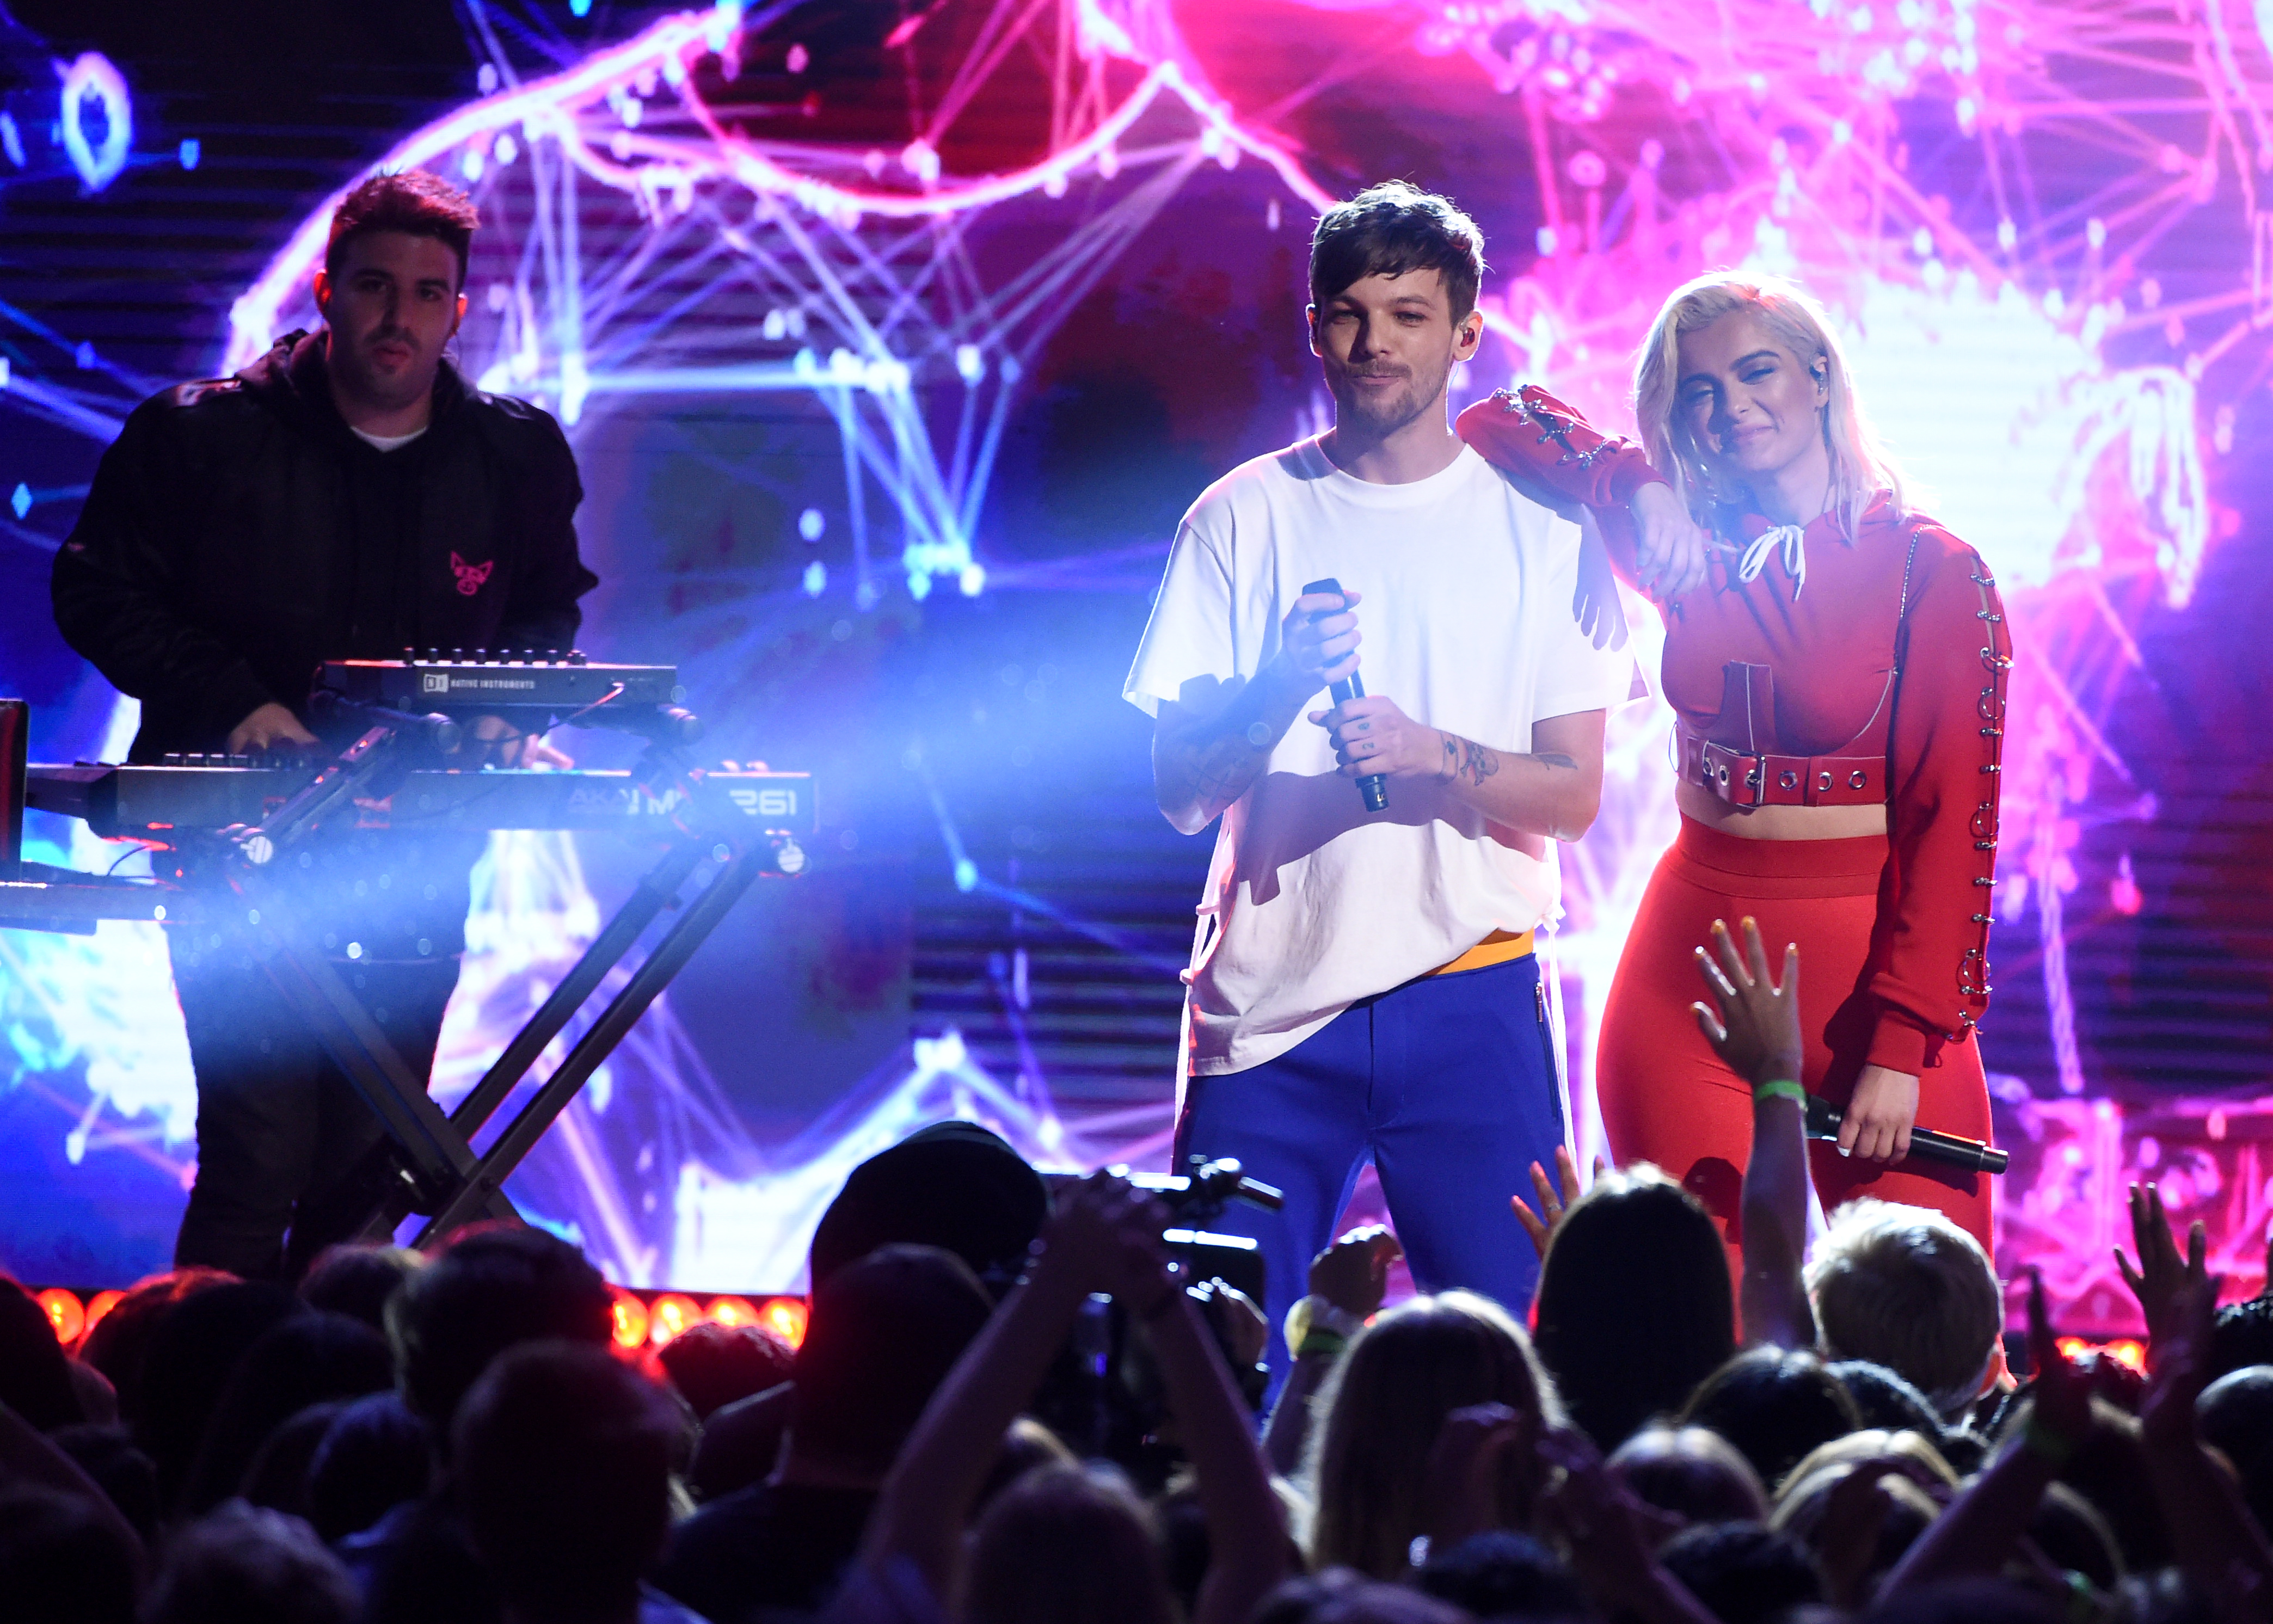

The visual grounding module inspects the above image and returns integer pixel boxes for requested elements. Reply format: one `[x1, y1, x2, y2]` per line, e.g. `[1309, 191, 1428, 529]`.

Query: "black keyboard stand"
[202, 722, 803, 1251]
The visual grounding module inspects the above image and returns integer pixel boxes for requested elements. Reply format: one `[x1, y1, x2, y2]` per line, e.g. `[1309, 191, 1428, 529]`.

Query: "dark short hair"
[326, 170, 480, 289]
[454, 1341, 681, 1615]
[1655, 1521, 1823, 1624]
[1310, 181, 1486, 323]
[793, 1243, 993, 1473]
[386, 1225, 614, 1445]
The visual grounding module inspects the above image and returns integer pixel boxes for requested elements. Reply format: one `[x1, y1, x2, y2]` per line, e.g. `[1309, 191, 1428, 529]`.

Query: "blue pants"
[1173, 953, 1565, 1391]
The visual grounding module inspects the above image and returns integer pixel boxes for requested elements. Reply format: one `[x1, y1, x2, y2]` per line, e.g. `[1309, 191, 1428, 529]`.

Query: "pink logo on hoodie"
[450, 552, 494, 596]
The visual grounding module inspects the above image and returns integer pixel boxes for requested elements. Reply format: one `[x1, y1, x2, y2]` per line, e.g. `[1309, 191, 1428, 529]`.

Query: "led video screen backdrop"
[3, 0, 2270, 1325]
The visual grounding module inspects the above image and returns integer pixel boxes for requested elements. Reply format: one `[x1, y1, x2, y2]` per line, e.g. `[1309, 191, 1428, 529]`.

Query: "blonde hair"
[1805, 1199, 2003, 1417]
[1302, 1291, 1565, 1579]
[1632, 272, 1907, 541]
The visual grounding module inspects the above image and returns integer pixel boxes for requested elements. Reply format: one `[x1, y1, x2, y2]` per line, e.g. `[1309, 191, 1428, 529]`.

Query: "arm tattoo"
[1437, 733, 1501, 788]
[1436, 737, 1579, 791]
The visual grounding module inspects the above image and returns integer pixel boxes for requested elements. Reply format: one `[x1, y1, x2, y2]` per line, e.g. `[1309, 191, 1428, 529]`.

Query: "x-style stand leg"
[412, 833, 777, 1244]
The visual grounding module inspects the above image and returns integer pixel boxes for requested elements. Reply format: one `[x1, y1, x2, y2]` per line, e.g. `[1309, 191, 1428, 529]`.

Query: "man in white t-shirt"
[1124, 182, 1639, 1377]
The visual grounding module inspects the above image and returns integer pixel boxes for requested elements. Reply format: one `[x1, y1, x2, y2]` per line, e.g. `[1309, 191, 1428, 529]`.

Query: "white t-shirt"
[1124, 436, 1642, 1079]
[351, 425, 427, 452]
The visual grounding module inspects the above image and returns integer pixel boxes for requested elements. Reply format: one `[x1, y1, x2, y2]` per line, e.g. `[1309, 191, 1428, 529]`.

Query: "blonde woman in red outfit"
[1459, 273, 2010, 1258]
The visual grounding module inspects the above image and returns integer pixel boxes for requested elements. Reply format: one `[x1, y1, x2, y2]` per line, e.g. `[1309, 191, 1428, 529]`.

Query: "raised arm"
[1455, 385, 1709, 602]
[1879, 1271, 2097, 1597]
[2137, 1277, 2273, 1620]
[1148, 1272, 1292, 1624]
[1691, 916, 1815, 1350]
[858, 1173, 1285, 1621]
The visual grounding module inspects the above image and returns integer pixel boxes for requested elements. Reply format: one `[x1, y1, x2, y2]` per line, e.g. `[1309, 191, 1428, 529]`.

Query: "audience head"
[1608, 1423, 1771, 1525]
[47, 1423, 160, 1543]
[136, 1279, 306, 1507]
[140, 1501, 359, 1624]
[1863, 1577, 2069, 1624]
[963, 1461, 1175, 1624]
[1532, 1165, 1734, 1450]
[2030, 1481, 2125, 1594]
[2211, 1297, 2273, 1382]
[180, 1309, 392, 1513]
[1829, 1359, 1950, 1440]
[307, 1389, 432, 1541]
[1778, 1427, 1958, 1496]
[656, 1319, 796, 1419]
[790, 1242, 993, 1480]
[1254, 1569, 1470, 1624]
[78, 1268, 234, 1426]
[0, 1275, 87, 1430]
[299, 1243, 425, 1332]
[1808, 1199, 2004, 1419]
[1307, 1290, 1565, 1578]
[453, 1339, 682, 1623]
[0, 1486, 139, 1624]
[386, 1223, 613, 1446]
[2196, 1363, 2273, 1480]
[238, 1398, 348, 1522]
[808, 1121, 1050, 1297]
[1656, 1521, 1824, 1624]
[1771, 1458, 1941, 1590]
[1678, 1346, 1862, 1493]
[1413, 1529, 1590, 1621]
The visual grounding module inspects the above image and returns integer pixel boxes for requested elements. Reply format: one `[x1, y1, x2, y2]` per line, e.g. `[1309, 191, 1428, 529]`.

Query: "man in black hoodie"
[51, 169, 598, 1280]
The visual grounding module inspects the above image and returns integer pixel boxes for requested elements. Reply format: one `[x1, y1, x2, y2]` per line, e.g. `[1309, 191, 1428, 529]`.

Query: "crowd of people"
[3, 923, 2272, 1624]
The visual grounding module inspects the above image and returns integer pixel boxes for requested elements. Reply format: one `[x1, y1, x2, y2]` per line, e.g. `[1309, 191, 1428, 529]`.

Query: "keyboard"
[27, 763, 815, 840]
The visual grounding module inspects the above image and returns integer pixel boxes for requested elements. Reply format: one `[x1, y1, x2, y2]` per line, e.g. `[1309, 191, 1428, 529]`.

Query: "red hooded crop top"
[1456, 386, 2012, 1075]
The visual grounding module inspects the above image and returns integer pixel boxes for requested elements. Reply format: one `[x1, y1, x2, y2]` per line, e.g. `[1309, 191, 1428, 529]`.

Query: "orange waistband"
[1428, 928, 1535, 976]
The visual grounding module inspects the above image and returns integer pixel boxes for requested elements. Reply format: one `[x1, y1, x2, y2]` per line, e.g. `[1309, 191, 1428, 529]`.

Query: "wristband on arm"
[1753, 1079, 1808, 1105]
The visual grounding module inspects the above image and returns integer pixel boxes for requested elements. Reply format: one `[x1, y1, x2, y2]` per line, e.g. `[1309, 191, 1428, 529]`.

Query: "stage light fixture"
[610, 1289, 650, 1351]
[648, 1293, 702, 1346]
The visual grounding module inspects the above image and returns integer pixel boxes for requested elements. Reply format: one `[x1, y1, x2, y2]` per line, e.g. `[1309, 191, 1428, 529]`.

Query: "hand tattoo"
[1437, 733, 1501, 788]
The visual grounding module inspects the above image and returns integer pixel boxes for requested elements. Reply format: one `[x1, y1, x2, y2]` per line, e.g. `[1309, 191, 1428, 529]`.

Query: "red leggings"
[1595, 817, 1994, 1262]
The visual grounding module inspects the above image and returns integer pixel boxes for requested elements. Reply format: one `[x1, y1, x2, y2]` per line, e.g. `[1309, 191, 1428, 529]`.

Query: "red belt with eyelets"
[1676, 728, 1884, 809]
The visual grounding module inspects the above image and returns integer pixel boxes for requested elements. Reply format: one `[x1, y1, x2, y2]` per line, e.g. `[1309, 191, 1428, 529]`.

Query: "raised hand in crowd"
[1263, 1223, 1403, 1475]
[1531, 1424, 1717, 1624]
[856, 1171, 1286, 1624]
[2116, 1180, 2215, 1346]
[2137, 1272, 2273, 1621]
[1510, 1145, 1609, 1262]
[1691, 916, 1815, 1349]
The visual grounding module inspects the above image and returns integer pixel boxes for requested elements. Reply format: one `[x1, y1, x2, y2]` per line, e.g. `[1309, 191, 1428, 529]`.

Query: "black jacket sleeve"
[493, 407, 598, 653]
[50, 393, 277, 742]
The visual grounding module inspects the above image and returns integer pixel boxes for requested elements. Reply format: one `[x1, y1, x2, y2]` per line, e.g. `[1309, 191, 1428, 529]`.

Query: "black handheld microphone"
[1302, 577, 1388, 814]
[1802, 1093, 2008, 1174]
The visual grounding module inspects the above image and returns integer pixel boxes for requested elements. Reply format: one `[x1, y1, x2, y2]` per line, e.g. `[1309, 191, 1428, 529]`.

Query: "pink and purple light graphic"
[9, 0, 2272, 1315]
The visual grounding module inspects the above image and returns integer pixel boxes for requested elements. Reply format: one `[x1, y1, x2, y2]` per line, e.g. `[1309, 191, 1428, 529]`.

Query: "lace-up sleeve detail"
[1866, 524, 2012, 1073]
[1454, 385, 1668, 512]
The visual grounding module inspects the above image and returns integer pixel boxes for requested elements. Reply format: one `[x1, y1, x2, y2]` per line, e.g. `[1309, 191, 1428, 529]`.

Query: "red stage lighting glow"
[648, 1293, 702, 1346]
[81, 1289, 124, 1345]
[610, 1288, 650, 1351]
[705, 1295, 757, 1328]
[35, 1288, 83, 1345]
[2058, 1335, 2147, 1376]
[758, 1296, 808, 1349]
